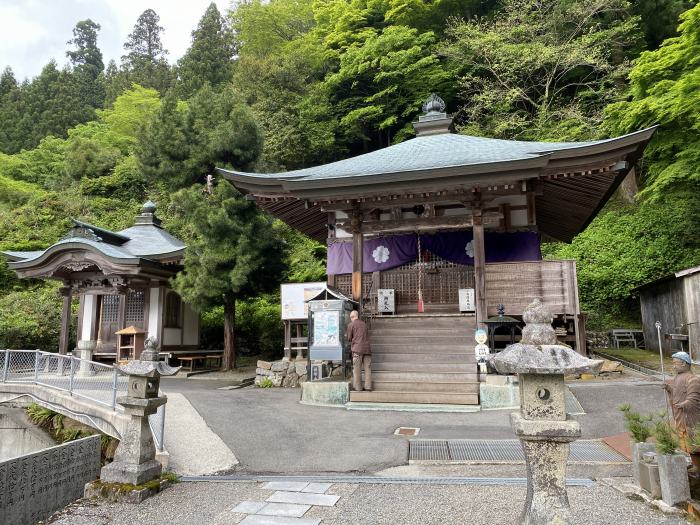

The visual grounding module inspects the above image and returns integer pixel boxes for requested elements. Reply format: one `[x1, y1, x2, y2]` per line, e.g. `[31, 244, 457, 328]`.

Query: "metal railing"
[0, 349, 165, 451]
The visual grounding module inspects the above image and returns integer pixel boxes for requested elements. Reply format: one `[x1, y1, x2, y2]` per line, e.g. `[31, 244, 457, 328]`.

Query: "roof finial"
[422, 93, 446, 115]
[414, 93, 453, 136]
[141, 200, 156, 214]
[135, 200, 162, 228]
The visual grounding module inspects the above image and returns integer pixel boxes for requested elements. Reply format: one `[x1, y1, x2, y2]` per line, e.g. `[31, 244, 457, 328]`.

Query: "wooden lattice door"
[98, 294, 121, 350]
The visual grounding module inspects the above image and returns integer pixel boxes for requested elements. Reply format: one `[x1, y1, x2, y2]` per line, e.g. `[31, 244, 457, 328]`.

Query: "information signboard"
[281, 282, 327, 320]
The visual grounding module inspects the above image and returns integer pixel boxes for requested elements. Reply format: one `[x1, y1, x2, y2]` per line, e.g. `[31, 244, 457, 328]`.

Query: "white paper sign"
[281, 282, 327, 320]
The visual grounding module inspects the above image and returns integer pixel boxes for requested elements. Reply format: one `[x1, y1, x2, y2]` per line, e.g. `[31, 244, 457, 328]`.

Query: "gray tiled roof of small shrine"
[3, 204, 185, 265]
[218, 132, 640, 182]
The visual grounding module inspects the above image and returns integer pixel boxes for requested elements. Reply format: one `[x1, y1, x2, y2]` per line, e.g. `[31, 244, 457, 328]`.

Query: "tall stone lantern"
[489, 298, 603, 525]
[101, 337, 180, 486]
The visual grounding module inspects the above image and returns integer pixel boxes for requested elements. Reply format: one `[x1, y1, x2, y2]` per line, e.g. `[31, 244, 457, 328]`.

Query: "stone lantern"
[489, 298, 603, 525]
[100, 337, 180, 486]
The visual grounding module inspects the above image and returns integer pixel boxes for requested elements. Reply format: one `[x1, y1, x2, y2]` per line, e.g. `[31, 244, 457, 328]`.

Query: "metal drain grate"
[565, 389, 585, 415]
[410, 439, 450, 461]
[409, 439, 628, 463]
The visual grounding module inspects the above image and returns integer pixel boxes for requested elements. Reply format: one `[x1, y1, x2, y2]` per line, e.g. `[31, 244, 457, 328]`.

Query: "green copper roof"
[218, 128, 656, 185]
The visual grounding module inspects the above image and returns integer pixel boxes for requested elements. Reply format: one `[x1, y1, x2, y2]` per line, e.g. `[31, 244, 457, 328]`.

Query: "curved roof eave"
[7, 240, 145, 270]
[219, 154, 552, 196]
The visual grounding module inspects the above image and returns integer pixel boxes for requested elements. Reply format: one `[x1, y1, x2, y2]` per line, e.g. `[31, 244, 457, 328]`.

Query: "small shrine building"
[2, 202, 199, 358]
[217, 95, 655, 405]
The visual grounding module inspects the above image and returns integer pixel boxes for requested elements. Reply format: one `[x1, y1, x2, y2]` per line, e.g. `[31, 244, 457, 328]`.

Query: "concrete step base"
[345, 402, 481, 413]
[349, 390, 479, 405]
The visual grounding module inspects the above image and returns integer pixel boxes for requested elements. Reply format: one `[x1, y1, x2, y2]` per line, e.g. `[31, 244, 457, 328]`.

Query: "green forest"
[0, 0, 698, 365]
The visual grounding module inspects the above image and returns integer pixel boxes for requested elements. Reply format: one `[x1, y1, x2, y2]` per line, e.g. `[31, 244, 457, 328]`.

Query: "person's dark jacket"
[346, 318, 371, 355]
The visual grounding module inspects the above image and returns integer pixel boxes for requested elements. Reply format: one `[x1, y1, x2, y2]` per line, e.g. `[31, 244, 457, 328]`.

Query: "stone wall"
[255, 360, 345, 388]
[0, 435, 101, 525]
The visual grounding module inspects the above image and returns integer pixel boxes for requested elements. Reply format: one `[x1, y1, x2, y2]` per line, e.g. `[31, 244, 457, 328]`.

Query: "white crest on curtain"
[372, 245, 390, 263]
[465, 241, 474, 258]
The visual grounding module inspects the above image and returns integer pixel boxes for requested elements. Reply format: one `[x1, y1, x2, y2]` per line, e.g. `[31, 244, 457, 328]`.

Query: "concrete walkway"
[162, 391, 238, 476]
[160, 376, 667, 474]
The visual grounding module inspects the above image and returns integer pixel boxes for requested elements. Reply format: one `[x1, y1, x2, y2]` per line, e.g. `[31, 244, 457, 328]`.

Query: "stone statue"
[204, 174, 215, 195]
[664, 351, 700, 452]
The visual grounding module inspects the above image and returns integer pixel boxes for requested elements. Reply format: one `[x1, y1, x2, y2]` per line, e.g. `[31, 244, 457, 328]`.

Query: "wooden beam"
[473, 213, 487, 328]
[59, 287, 72, 355]
[336, 213, 502, 234]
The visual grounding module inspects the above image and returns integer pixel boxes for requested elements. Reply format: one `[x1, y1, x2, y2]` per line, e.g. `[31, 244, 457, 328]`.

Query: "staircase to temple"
[349, 315, 480, 405]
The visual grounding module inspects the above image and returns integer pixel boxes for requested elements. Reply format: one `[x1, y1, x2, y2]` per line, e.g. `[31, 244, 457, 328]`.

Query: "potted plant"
[618, 404, 654, 486]
[654, 417, 690, 506]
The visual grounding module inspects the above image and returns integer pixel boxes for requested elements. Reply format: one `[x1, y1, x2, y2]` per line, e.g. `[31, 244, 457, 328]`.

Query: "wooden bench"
[609, 329, 639, 349]
[177, 354, 223, 372]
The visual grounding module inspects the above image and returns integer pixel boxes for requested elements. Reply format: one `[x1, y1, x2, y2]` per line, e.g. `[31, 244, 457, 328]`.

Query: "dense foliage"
[0, 0, 698, 353]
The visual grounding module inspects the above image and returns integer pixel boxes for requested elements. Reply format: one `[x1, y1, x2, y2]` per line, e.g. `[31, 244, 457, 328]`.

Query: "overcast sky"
[0, 0, 231, 81]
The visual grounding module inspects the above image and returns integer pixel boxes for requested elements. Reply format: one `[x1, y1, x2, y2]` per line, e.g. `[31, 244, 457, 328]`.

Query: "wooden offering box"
[115, 326, 146, 362]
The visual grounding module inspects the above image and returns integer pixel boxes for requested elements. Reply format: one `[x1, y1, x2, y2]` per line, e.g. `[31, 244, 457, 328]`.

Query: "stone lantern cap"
[117, 337, 181, 378]
[489, 298, 603, 376]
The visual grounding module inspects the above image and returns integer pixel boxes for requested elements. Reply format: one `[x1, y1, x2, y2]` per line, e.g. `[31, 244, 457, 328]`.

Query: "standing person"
[346, 310, 372, 391]
[664, 351, 700, 452]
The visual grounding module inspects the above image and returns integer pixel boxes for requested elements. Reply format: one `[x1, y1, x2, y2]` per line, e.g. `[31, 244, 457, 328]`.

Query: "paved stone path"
[232, 481, 340, 524]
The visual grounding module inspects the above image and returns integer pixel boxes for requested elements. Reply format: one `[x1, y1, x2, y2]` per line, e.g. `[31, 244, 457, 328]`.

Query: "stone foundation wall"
[255, 360, 345, 388]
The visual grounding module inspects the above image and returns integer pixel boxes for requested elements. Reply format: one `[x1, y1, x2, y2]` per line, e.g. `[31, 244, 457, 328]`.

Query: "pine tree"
[171, 182, 286, 369]
[66, 19, 105, 111]
[137, 85, 262, 189]
[176, 2, 235, 98]
[121, 9, 172, 93]
[0, 67, 21, 152]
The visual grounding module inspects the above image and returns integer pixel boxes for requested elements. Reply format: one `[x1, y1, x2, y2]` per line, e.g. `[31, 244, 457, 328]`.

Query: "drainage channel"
[409, 439, 628, 464]
[180, 474, 595, 488]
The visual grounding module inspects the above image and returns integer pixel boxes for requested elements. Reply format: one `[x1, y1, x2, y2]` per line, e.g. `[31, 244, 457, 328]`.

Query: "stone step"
[372, 353, 476, 364]
[372, 370, 479, 382]
[371, 345, 475, 354]
[370, 335, 474, 345]
[371, 362, 478, 373]
[349, 390, 479, 405]
[371, 330, 474, 336]
[371, 380, 481, 393]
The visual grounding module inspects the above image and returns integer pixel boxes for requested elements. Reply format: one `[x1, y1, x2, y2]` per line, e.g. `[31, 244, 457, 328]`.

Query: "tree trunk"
[223, 299, 236, 370]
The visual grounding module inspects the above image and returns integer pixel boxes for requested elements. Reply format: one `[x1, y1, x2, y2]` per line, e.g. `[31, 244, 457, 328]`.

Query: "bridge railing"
[0, 349, 165, 452]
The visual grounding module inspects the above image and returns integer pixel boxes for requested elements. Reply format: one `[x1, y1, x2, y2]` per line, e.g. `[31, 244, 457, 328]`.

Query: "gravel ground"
[44, 479, 691, 525]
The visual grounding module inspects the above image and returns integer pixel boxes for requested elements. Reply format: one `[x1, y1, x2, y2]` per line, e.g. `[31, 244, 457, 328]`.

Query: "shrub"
[258, 377, 274, 388]
[654, 416, 680, 455]
[618, 403, 653, 443]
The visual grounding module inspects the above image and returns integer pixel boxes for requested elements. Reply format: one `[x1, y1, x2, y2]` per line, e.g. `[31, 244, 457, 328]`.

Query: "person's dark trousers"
[352, 353, 372, 391]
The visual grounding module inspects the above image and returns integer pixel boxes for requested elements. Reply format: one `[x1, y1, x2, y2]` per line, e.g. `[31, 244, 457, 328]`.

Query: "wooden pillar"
[59, 286, 72, 355]
[473, 212, 487, 327]
[351, 210, 363, 308]
[283, 320, 292, 360]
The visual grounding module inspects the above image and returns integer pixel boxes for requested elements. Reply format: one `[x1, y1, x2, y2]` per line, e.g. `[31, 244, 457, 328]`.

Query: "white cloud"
[0, 0, 230, 81]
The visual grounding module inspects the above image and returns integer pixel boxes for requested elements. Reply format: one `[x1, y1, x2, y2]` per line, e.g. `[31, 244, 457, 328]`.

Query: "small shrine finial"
[497, 304, 505, 317]
[141, 200, 156, 214]
[422, 93, 446, 115]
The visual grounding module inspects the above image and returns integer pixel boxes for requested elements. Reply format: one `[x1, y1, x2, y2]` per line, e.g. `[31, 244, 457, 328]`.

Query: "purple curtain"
[421, 231, 541, 265]
[327, 231, 541, 275]
[327, 234, 418, 275]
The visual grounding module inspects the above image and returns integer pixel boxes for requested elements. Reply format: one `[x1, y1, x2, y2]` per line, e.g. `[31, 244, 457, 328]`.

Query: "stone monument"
[100, 337, 180, 485]
[489, 298, 603, 525]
